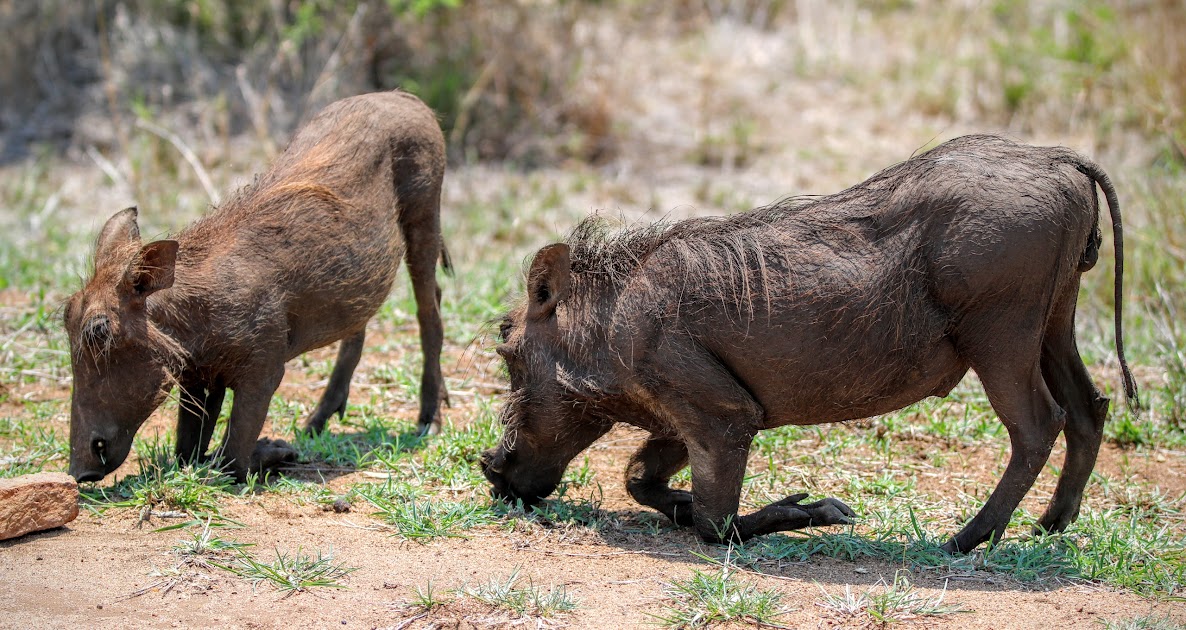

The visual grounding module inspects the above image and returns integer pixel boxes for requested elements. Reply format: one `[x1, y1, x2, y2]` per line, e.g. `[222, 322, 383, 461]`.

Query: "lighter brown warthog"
[66, 90, 449, 483]
[481, 135, 1139, 553]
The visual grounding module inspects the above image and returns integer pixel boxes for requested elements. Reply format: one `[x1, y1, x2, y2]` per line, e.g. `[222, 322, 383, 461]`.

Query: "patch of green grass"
[492, 482, 617, 534]
[966, 534, 1079, 583]
[653, 550, 786, 628]
[816, 570, 968, 625]
[733, 492, 1185, 599]
[363, 487, 497, 540]
[408, 580, 451, 612]
[562, 455, 597, 488]
[0, 410, 68, 477]
[844, 469, 916, 499]
[734, 509, 951, 573]
[529, 485, 615, 530]
[289, 413, 424, 471]
[1059, 504, 1186, 598]
[456, 567, 578, 618]
[215, 546, 356, 597]
[0, 164, 91, 294]
[171, 520, 253, 569]
[0, 299, 72, 384]
[367, 398, 501, 492]
[80, 440, 233, 519]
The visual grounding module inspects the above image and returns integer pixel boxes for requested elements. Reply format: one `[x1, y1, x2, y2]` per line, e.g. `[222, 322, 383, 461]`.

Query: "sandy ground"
[2, 347, 1184, 629]
[2, 438, 1183, 630]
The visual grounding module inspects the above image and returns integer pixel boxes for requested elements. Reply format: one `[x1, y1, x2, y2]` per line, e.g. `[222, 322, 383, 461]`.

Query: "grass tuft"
[215, 546, 356, 597]
[456, 567, 578, 618]
[365, 492, 496, 540]
[409, 580, 451, 612]
[80, 440, 233, 519]
[0, 413, 67, 478]
[653, 549, 786, 628]
[171, 519, 253, 570]
[816, 571, 968, 625]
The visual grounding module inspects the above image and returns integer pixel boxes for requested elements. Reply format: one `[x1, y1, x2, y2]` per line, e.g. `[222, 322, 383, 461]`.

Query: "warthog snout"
[70, 469, 103, 484]
[479, 447, 517, 502]
[479, 447, 555, 506]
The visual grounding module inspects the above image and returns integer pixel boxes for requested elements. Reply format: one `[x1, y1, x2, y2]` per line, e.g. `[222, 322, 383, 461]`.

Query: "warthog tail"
[1073, 158, 1140, 410]
[440, 238, 454, 276]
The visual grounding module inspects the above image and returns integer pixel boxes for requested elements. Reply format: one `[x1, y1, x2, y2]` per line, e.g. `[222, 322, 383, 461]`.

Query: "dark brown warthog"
[482, 134, 1139, 553]
[66, 90, 449, 483]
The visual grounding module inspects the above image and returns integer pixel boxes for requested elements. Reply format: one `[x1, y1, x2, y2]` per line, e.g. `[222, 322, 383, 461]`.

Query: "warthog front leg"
[640, 337, 856, 542]
[176, 376, 225, 465]
[216, 363, 294, 482]
[626, 435, 693, 526]
[686, 435, 855, 543]
[732, 493, 856, 540]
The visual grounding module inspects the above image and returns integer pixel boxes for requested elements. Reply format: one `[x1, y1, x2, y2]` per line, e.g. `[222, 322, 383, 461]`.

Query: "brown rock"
[0, 472, 80, 541]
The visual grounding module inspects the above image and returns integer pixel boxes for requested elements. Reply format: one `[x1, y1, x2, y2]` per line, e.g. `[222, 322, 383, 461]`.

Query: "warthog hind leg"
[943, 356, 1063, 553]
[1036, 294, 1110, 534]
[304, 330, 365, 434]
[399, 171, 448, 437]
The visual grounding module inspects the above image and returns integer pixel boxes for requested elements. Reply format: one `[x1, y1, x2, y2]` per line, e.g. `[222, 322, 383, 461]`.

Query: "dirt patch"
[1, 240, 1183, 629]
[1, 447, 1182, 630]
[3, 353, 1184, 630]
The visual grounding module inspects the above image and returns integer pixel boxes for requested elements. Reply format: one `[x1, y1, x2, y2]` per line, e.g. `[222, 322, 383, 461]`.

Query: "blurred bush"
[0, 0, 1182, 168]
[0, 0, 619, 166]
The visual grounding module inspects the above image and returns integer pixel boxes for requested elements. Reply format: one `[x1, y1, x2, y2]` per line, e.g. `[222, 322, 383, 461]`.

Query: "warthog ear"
[127, 240, 179, 297]
[527, 243, 571, 321]
[95, 207, 141, 265]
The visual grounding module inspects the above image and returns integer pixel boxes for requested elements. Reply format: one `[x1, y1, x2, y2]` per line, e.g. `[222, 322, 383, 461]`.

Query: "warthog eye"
[83, 315, 113, 351]
[498, 318, 514, 342]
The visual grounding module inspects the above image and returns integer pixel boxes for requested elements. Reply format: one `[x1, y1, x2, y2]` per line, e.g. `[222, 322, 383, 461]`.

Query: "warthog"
[481, 134, 1138, 553]
[66, 90, 449, 483]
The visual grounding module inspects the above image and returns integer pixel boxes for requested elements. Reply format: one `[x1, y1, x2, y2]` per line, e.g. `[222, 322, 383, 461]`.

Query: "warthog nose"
[73, 470, 103, 483]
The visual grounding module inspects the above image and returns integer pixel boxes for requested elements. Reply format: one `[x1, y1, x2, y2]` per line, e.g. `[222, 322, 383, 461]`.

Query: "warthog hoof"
[250, 437, 298, 473]
[770, 493, 857, 527]
[726, 492, 859, 542]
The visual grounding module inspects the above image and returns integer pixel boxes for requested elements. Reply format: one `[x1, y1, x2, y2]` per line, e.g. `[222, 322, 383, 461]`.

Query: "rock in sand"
[0, 472, 80, 541]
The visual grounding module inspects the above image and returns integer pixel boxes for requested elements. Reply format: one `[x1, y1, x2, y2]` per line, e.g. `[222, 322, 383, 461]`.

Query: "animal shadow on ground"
[269, 426, 431, 485]
[504, 488, 1090, 593]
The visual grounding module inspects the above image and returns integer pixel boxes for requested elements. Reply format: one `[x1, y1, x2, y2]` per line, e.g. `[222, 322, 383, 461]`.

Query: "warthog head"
[65, 208, 182, 482]
[480, 243, 615, 506]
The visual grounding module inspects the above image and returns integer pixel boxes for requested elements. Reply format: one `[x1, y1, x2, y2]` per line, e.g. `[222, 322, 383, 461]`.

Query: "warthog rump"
[482, 134, 1138, 553]
[66, 90, 450, 483]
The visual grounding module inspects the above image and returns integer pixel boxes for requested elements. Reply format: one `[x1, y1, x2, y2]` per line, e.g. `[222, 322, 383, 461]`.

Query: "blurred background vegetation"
[1, 0, 1183, 167]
